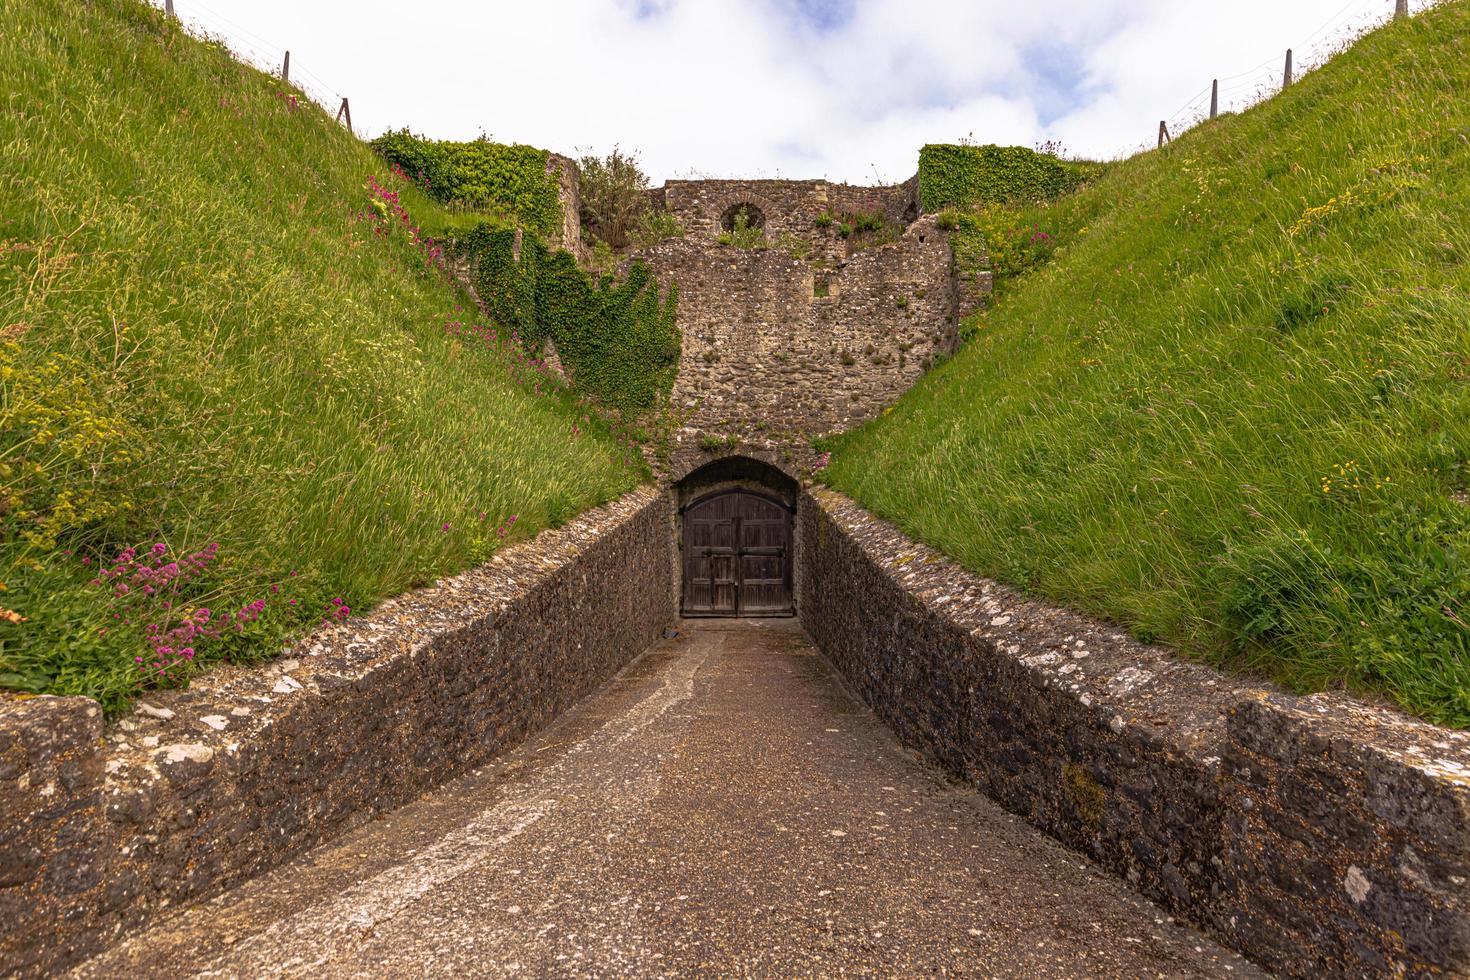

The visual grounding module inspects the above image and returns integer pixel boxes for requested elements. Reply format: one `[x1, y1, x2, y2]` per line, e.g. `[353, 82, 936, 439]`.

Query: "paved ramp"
[76, 621, 1260, 978]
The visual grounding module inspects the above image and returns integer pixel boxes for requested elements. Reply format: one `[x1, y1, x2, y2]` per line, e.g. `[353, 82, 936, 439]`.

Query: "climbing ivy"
[455, 223, 680, 412]
[370, 130, 562, 239]
[918, 144, 1103, 211]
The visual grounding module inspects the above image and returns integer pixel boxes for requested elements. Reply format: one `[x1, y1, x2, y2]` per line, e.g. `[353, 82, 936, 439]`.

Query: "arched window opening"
[719, 202, 767, 233]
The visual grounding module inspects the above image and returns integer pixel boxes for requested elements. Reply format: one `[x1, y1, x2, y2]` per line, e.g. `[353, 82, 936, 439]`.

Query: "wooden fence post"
[164, 0, 174, 17]
[1158, 120, 1170, 148]
[336, 97, 353, 134]
[281, 51, 290, 84]
[1283, 48, 1293, 88]
[1395, 0, 1409, 19]
[1210, 79, 1219, 119]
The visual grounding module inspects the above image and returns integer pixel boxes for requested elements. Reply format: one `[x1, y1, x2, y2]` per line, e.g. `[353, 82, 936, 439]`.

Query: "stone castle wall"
[635, 214, 979, 477]
[547, 152, 583, 260]
[662, 177, 918, 247]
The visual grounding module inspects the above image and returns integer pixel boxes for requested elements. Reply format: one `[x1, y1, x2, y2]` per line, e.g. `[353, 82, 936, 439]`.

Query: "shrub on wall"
[456, 223, 680, 412]
[579, 148, 652, 251]
[370, 130, 562, 238]
[918, 144, 1102, 212]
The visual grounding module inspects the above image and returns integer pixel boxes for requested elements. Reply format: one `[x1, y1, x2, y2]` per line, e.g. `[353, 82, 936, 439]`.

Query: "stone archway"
[674, 455, 799, 618]
[706, 191, 779, 240]
[719, 201, 767, 233]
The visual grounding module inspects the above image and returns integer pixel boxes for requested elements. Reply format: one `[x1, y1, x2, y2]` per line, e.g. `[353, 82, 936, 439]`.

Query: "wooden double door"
[681, 489, 793, 617]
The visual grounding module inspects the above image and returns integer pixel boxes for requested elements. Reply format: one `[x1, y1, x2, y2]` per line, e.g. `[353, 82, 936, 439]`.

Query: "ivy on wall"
[918, 144, 1103, 212]
[456, 223, 680, 412]
[371, 130, 562, 239]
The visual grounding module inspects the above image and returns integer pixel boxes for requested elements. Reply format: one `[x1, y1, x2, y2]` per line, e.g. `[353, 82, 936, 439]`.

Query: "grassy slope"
[0, 0, 640, 711]
[825, 4, 1470, 724]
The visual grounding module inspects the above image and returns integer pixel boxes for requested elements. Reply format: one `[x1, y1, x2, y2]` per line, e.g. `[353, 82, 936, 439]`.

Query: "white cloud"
[180, 0, 1424, 183]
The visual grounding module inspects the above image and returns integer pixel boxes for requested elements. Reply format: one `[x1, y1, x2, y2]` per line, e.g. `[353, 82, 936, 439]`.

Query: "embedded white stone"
[200, 715, 229, 731]
[136, 702, 175, 721]
[1107, 667, 1155, 695]
[1344, 865, 1371, 904]
[163, 743, 214, 764]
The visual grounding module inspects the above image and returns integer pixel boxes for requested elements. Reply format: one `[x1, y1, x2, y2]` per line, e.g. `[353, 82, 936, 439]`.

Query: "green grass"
[0, 0, 642, 713]
[824, 3, 1470, 725]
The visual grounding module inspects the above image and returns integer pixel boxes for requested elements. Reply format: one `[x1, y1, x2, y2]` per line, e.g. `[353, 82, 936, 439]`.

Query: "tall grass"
[0, 0, 641, 712]
[824, 3, 1470, 725]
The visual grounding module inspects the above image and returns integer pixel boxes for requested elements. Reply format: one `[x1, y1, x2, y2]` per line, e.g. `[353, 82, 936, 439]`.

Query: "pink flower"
[441, 522, 451, 532]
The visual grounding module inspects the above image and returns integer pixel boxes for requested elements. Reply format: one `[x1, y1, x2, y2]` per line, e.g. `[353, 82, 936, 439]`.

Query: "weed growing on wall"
[630, 209, 685, 250]
[718, 211, 768, 250]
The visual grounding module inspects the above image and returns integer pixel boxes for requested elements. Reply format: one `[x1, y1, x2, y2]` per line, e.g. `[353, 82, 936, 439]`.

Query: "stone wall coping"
[100, 486, 662, 768]
[660, 176, 918, 194]
[808, 487, 1470, 781]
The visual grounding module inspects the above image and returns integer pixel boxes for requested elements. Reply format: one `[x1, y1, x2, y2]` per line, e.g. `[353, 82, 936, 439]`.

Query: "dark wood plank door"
[681, 490, 793, 617]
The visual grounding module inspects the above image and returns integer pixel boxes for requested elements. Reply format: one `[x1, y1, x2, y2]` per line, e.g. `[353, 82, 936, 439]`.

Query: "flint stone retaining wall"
[638, 215, 968, 479]
[799, 488, 1470, 979]
[0, 488, 673, 977]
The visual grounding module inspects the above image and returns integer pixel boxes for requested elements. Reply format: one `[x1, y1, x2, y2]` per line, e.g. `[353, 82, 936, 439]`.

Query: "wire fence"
[1155, 0, 1431, 148]
[152, 0, 353, 132]
[153, 0, 1438, 159]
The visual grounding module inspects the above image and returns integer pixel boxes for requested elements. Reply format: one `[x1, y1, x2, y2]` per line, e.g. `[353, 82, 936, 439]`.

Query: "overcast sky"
[182, 0, 1418, 184]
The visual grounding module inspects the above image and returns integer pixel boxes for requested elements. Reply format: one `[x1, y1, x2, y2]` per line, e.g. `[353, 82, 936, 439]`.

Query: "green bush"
[919, 144, 1102, 212]
[579, 148, 652, 251]
[370, 129, 562, 238]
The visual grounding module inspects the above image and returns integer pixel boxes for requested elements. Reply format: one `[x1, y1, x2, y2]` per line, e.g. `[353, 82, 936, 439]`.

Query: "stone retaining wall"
[639, 216, 962, 479]
[0, 489, 673, 976]
[798, 488, 1470, 978]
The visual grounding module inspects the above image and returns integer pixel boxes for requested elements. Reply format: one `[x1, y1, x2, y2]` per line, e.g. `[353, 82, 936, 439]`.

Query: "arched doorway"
[682, 489, 793, 616]
[676, 455, 797, 618]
